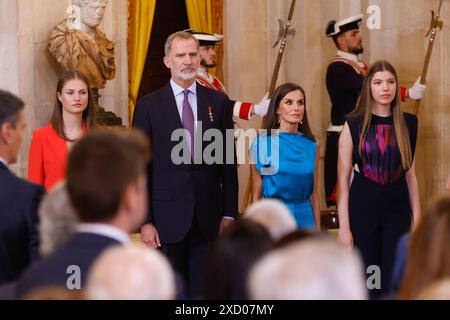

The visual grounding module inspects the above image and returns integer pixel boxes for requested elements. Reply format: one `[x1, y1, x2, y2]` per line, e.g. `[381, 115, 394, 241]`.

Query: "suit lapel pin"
[208, 106, 214, 122]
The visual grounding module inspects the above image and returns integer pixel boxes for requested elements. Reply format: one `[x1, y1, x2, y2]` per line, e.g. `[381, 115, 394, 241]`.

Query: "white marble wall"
[0, 0, 20, 94]
[0, 0, 128, 177]
[225, 0, 450, 210]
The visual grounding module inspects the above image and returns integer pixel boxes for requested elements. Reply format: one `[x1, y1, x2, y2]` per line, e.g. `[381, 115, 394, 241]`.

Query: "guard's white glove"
[408, 77, 427, 100]
[253, 93, 270, 117]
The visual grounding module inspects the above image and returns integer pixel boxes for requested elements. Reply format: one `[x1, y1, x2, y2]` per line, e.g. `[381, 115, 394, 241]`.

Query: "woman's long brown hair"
[349, 60, 412, 169]
[51, 69, 95, 141]
[398, 195, 450, 299]
[261, 82, 315, 142]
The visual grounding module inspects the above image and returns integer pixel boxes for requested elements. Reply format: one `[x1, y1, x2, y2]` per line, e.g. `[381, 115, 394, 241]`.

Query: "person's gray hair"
[244, 199, 297, 240]
[38, 182, 78, 256]
[87, 245, 176, 300]
[164, 31, 199, 56]
[248, 236, 367, 300]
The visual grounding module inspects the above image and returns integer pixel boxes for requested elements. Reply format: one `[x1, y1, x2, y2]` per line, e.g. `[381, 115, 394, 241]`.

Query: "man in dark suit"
[0, 90, 44, 286]
[133, 31, 238, 298]
[16, 130, 150, 298]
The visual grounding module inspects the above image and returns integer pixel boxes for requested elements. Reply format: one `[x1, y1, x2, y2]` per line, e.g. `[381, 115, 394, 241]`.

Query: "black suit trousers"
[161, 216, 211, 299]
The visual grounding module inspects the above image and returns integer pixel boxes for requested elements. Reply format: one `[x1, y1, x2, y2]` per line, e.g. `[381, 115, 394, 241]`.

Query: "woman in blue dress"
[250, 83, 320, 230]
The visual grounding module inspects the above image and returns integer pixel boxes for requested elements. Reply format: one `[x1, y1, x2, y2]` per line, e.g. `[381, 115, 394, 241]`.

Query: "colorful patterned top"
[346, 113, 418, 185]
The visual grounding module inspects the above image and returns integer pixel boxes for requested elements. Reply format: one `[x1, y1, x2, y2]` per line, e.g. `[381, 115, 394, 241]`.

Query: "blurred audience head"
[66, 130, 150, 233]
[274, 229, 315, 249]
[38, 182, 78, 256]
[0, 89, 26, 164]
[244, 199, 297, 241]
[248, 236, 367, 300]
[86, 244, 175, 300]
[204, 219, 273, 300]
[399, 195, 450, 299]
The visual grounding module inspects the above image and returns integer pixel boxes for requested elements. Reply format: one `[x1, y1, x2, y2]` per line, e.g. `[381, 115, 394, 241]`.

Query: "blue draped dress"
[250, 132, 316, 229]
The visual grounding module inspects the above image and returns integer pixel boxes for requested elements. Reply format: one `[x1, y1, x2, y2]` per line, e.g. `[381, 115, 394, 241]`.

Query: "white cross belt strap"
[327, 124, 344, 133]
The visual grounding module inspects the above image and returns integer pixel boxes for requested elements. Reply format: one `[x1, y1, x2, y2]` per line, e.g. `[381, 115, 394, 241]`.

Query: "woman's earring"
[277, 114, 280, 124]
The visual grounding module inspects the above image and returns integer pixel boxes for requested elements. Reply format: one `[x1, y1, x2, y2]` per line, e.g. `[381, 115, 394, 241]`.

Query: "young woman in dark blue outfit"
[337, 61, 421, 299]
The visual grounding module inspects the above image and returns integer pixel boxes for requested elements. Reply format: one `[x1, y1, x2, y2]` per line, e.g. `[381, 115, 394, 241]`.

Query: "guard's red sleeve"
[400, 86, 407, 101]
[233, 101, 252, 120]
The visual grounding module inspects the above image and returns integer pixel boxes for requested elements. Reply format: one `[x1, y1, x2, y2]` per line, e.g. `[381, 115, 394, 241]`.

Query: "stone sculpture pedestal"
[92, 89, 122, 126]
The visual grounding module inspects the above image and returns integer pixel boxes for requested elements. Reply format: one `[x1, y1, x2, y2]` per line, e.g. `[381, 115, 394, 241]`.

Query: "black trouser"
[349, 171, 412, 299]
[161, 218, 211, 299]
[324, 131, 340, 207]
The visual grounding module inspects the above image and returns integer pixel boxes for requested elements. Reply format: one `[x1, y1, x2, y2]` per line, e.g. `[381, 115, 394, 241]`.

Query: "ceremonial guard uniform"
[189, 30, 268, 120]
[195, 67, 254, 120]
[325, 51, 367, 206]
[324, 15, 417, 206]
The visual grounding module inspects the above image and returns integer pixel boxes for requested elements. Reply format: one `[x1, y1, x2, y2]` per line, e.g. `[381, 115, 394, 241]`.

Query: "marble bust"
[48, 0, 115, 90]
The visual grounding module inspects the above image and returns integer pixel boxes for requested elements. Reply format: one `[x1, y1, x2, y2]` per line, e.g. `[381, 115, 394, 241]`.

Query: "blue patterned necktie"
[182, 89, 195, 157]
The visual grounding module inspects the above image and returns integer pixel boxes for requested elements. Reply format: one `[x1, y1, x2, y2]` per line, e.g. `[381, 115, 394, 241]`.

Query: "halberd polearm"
[241, 0, 297, 213]
[268, 0, 297, 97]
[413, 0, 444, 115]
